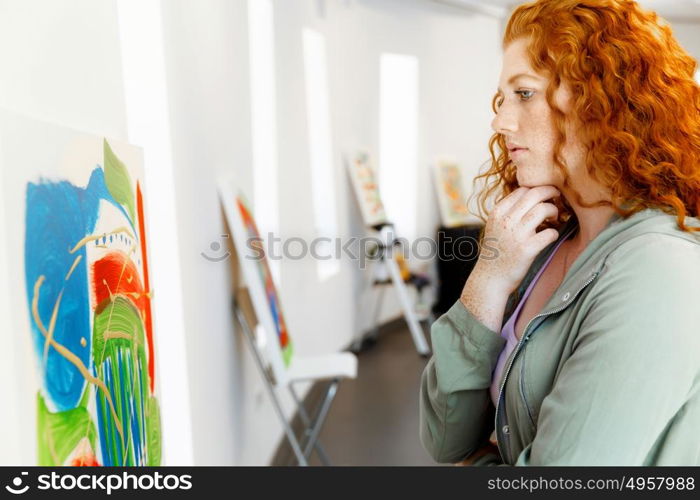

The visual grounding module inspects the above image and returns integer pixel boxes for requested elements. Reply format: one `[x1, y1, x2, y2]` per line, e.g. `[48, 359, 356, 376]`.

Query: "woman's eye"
[516, 89, 535, 101]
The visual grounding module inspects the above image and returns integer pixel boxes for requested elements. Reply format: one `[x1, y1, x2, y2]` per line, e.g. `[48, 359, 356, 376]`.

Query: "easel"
[232, 287, 338, 466]
[220, 179, 357, 466]
[352, 222, 432, 357]
[346, 152, 432, 357]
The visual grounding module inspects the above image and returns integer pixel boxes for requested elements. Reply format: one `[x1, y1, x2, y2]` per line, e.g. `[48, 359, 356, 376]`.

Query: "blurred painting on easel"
[432, 161, 471, 228]
[234, 195, 293, 367]
[347, 152, 388, 227]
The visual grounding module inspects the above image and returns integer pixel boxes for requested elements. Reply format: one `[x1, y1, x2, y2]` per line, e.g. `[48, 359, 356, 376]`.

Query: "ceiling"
[433, 0, 700, 21]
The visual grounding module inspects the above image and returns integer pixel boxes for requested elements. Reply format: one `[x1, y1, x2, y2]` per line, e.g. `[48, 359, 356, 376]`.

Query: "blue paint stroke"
[24, 166, 132, 411]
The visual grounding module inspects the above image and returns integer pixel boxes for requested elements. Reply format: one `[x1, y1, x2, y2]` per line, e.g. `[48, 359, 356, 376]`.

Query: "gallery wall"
[0, 0, 129, 465]
[159, 0, 501, 465]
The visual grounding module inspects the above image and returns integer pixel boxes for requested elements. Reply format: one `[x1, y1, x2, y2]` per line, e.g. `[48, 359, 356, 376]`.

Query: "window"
[379, 53, 419, 242]
[302, 28, 339, 280]
[248, 0, 280, 281]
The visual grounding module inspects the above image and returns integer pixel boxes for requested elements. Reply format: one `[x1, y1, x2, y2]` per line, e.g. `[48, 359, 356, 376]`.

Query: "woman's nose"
[491, 104, 518, 134]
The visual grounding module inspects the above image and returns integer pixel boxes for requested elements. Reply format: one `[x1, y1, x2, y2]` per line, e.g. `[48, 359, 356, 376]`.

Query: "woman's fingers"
[493, 186, 529, 215]
[530, 227, 560, 251]
[510, 185, 560, 220]
[521, 202, 558, 233]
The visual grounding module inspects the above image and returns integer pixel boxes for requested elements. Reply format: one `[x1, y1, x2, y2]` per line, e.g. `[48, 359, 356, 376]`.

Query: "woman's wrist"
[459, 265, 512, 333]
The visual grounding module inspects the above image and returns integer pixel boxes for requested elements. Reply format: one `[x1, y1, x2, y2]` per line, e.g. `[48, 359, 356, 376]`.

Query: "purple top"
[489, 227, 575, 407]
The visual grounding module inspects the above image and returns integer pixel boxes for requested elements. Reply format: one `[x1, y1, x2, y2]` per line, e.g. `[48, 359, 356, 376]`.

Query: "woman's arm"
[420, 185, 563, 463]
[419, 298, 506, 463]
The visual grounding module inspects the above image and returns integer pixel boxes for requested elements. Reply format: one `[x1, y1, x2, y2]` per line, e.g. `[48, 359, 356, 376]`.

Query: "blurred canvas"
[347, 152, 388, 227]
[433, 161, 471, 228]
[219, 178, 294, 387]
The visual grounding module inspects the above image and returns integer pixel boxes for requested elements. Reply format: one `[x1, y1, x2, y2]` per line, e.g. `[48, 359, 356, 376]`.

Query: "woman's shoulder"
[604, 208, 700, 262]
[584, 213, 700, 348]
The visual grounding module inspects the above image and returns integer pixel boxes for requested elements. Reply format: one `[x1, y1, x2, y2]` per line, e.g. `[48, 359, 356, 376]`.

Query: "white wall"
[0, 0, 501, 466]
[4, 0, 693, 468]
[0, 0, 126, 136]
[0, 0, 127, 465]
[671, 22, 700, 63]
[159, 0, 501, 464]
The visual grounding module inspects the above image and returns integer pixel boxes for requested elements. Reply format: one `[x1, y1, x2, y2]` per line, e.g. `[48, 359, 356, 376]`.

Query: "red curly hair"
[474, 0, 700, 232]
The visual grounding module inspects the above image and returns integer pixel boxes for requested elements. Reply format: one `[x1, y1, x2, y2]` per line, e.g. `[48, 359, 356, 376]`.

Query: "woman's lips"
[509, 147, 528, 159]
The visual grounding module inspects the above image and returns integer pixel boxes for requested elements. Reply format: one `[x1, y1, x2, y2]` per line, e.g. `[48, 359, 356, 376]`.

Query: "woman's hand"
[477, 185, 560, 294]
[459, 186, 560, 332]
[453, 441, 501, 466]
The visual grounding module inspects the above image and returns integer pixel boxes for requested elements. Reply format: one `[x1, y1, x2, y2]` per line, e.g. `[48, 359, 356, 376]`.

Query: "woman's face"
[491, 37, 584, 189]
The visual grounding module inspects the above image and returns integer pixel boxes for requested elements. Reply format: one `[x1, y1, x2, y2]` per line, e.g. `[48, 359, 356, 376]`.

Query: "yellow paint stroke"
[32, 276, 124, 440]
[121, 291, 152, 300]
[42, 289, 64, 369]
[102, 279, 115, 301]
[68, 227, 135, 255]
[103, 330, 133, 342]
[46, 426, 60, 465]
[64, 255, 82, 281]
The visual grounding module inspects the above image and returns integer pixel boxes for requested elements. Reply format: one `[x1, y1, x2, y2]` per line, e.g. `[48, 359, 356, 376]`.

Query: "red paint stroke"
[71, 454, 100, 466]
[92, 247, 155, 391]
[237, 198, 290, 348]
[93, 252, 146, 312]
[137, 182, 155, 393]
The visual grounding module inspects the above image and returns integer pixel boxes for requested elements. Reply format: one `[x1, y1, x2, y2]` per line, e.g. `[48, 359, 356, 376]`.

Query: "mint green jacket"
[419, 208, 700, 465]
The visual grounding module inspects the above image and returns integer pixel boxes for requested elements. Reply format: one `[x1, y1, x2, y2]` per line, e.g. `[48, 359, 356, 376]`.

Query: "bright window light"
[248, 0, 280, 282]
[302, 28, 339, 281]
[379, 53, 419, 242]
[116, 0, 194, 465]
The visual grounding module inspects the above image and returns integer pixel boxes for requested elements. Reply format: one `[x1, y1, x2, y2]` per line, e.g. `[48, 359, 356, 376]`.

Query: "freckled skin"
[460, 37, 611, 332]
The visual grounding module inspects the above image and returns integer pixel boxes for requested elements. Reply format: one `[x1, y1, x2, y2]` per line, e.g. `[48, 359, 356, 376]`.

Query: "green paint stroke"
[103, 139, 136, 223]
[146, 396, 162, 466]
[92, 296, 145, 366]
[36, 392, 96, 466]
[283, 342, 293, 367]
[93, 295, 160, 465]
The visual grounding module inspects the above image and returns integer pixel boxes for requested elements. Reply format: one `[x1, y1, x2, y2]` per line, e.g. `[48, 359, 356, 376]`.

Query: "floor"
[306, 321, 441, 466]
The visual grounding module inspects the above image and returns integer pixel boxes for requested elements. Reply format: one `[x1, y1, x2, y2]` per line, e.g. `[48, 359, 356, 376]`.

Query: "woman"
[419, 0, 700, 465]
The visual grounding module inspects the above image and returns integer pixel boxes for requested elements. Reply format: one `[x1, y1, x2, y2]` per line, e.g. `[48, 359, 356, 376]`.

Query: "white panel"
[302, 28, 340, 281]
[248, 0, 281, 283]
[116, 0, 194, 465]
[379, 53, 419, 242]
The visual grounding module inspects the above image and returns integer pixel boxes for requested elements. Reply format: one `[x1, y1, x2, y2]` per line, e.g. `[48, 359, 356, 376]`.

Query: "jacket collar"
[503, 207, 698, 326]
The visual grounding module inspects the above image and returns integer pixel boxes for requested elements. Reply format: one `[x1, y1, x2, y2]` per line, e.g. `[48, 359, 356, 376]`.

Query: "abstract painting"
[236, 196, 293, 367]
[0, 111, 160, 466]
[347, 152, 388, 228]
[432, 161, 471, 228]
